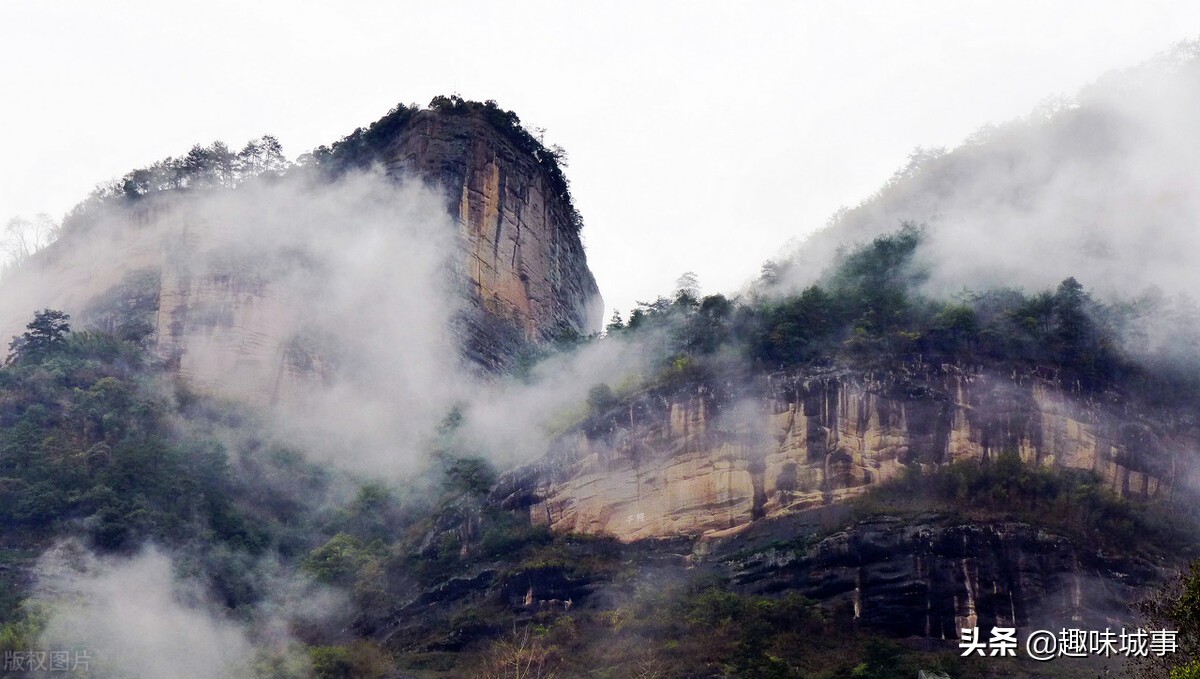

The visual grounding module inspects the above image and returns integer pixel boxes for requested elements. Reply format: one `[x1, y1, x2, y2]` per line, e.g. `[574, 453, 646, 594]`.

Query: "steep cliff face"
[383, 111, 602, 367]
[520, 366, 1192, 542]
[0, 105, 602, 398]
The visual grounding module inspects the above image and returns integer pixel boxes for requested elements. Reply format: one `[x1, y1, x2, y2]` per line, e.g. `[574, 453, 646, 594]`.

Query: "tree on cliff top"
[427, 95, 582, 233]
[6, 309, 70, 365]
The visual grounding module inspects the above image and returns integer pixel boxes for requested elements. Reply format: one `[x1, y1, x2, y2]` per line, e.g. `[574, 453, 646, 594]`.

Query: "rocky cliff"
[0, 103, 603, 399]
[721, 513, 1159, 639]
[383, 110, 603, 368]
[516, 365, 1193, 542]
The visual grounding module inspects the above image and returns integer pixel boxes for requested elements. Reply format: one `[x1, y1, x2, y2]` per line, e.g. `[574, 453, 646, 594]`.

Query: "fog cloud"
[35, 542, 259, 679]
[774, 42, 1200, 306]
[0, 161, 656, 482]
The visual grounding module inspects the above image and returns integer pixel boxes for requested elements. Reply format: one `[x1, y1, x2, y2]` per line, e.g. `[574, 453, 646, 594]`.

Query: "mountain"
[4, 66, 1200, 677]
[0, 97, 602, 404]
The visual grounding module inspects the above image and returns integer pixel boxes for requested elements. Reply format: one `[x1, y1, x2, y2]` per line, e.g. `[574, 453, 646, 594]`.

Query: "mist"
[31, 540, 349, 679]
[0, 163, 649, 480]
[456, 326, 666, 467]
[0, 153, 676, 675]
[773, 42, 1200, 309]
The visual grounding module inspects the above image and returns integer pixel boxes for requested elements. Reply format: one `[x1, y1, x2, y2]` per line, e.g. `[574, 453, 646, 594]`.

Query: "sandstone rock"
[522, 366, 1195, 541]
[385, 111, 603, 367]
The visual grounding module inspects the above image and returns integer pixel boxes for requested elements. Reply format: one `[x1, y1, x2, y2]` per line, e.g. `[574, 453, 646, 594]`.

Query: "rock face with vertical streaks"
[723, 515, 1161, 639]
[384, 109, 603, 369]
[516, 365, 1193, 542]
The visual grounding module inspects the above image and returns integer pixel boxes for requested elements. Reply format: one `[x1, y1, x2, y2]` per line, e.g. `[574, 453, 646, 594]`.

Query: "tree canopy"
[6, 308, 70, 365]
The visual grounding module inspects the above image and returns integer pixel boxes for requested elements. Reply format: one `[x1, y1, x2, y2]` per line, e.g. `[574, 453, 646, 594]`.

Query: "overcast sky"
[3, 1, 1200, 319]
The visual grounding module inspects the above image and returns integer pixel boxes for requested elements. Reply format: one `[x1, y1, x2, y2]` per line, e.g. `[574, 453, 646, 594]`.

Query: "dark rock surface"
[721, 514, 1164, 639]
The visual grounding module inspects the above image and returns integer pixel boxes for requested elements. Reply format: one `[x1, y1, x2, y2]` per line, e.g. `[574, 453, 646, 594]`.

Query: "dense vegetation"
[0, 310, 337, 613]
[60, 136, 289, 233]
[5, 220, 1196, 677]
[605, 223, 1200, 406]
[855, 451, 1197, 557]
[0, 310, 258, 552]
[1, 308, 1103, 678]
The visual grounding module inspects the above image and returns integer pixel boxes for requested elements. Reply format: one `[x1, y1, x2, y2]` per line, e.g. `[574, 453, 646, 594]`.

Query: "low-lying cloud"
[774, 42, 1200, 307]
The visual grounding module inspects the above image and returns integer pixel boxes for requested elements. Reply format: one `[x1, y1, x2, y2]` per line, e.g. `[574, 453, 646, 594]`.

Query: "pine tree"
[7, 309, 70, 364]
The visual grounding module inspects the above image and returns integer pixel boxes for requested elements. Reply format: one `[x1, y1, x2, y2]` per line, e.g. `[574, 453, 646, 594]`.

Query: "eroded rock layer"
[385, 111, 603, 368]
[519, 366, 1193, 541]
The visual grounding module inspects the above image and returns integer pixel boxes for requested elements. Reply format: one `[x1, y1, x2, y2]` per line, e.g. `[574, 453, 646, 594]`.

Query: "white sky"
[3, 1, 1200, 319]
